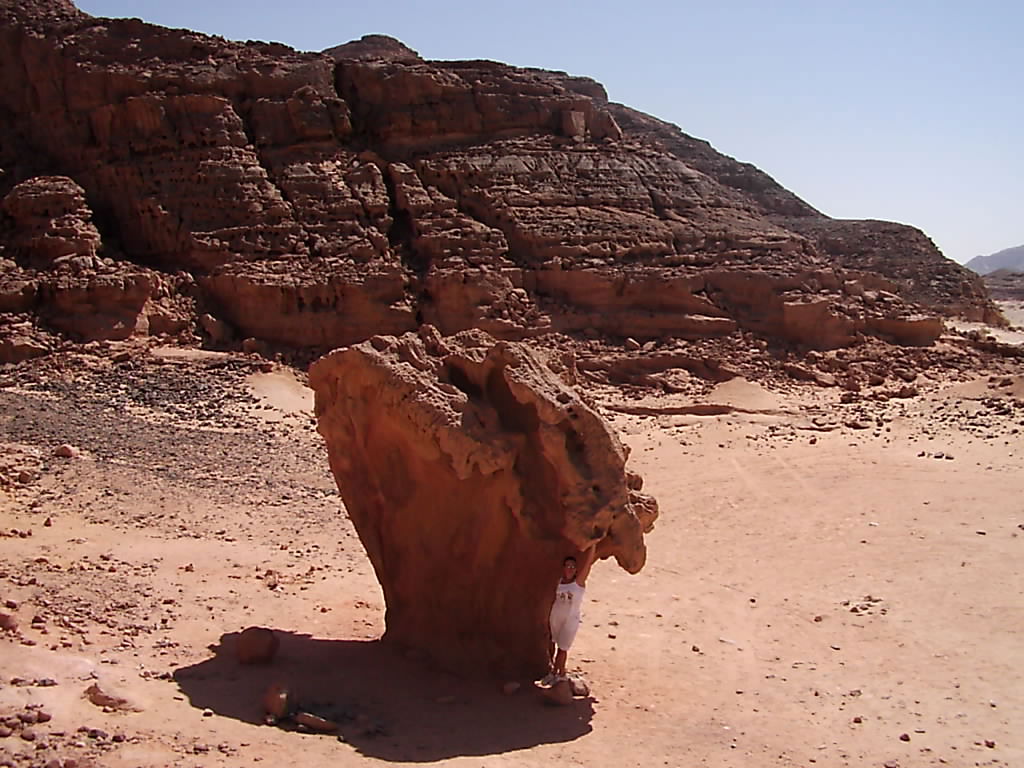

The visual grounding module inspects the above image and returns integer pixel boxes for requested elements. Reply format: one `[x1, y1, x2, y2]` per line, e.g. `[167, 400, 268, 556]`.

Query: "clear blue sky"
[76, 0, 1022, 264]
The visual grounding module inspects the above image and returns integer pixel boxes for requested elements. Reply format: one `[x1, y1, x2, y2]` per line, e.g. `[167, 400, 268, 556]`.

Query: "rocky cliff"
[0, 0, 1003, 363]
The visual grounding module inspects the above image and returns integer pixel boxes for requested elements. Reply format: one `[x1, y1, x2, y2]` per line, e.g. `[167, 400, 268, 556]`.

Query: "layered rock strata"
[309, 326, 658, 675]
[984, 270, 1024, 303]
[0, 1, 1003, 360]
[0, 175, 193, 358]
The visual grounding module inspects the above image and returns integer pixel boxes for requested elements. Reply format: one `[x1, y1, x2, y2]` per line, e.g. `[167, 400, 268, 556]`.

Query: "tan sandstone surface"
[1, 343, 1022, 768]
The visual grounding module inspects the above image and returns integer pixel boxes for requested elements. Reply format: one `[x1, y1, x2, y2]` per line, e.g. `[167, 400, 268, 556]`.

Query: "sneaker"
[539, 673, 557, 686]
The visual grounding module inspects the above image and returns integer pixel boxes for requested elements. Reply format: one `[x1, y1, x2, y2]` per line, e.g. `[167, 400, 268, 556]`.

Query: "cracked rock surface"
[0, 1, 1003, 363]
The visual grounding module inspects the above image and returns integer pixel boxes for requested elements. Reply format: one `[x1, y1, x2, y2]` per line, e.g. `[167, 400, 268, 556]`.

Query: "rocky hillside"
[984, 269, 1024, 302]
[966, 244, 1024, 275]
[0, 0, 1003, 364]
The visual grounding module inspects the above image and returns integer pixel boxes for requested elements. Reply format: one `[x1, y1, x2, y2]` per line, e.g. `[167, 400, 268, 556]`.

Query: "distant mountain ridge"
[965, 245, 1024, 275]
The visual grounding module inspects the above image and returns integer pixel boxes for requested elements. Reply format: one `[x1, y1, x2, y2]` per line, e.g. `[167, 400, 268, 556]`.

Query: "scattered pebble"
[54, 443, 80, 458]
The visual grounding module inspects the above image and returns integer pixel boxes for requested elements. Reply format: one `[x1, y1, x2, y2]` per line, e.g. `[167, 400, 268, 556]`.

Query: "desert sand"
[1, 339, 1022, 768]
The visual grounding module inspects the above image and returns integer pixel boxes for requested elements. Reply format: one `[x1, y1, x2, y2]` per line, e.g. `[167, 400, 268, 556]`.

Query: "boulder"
[1, 176, 101, 270]
[569, 676, 590, 696]
[542, 680, 574, 706]
[83, 681, 142, 712]
[0, 331, 51, 363]
[309, 326, 658, 677]
[235, 626, 279, 665]
[262, 683, 292, 720]
[867, 315, 944, 346]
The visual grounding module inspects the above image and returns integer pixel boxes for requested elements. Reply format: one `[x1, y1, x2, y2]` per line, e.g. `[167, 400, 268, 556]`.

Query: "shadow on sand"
[173, 630, 594, 762]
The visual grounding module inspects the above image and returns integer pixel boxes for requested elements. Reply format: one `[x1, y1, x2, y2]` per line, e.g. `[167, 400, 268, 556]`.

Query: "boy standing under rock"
[543, 546, 596, 684]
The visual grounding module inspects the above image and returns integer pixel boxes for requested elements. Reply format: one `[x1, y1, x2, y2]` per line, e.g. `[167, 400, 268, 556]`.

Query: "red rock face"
[0, 1, 1002, 355]
[309, 327, 658, 676]
[1, 176, 102, 269]
[0, 175, 180, 357]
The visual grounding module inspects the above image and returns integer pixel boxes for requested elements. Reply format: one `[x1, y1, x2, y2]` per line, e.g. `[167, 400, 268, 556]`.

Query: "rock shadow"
[173, 630, 594, 762]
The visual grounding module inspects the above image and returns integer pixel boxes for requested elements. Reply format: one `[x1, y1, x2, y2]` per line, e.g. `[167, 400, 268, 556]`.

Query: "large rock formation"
[1, 175, 102, 271]
[0, 0, 1004, 360]
[0, 174, 191, 359]
[309, 326, 658, 676]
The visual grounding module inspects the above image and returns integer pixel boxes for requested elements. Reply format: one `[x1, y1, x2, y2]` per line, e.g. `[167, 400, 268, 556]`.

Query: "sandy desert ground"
[1, 328, 1022, 768]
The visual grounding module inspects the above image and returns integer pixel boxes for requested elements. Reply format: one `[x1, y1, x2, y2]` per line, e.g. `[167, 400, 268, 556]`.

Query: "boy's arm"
[576, 544, 597, 587]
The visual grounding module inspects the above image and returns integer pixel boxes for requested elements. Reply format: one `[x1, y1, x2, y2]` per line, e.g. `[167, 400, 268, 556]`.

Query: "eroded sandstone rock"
[309, 326, 658, 676]
[1, 176, 102, 270]
[0, 2, 1000, 358]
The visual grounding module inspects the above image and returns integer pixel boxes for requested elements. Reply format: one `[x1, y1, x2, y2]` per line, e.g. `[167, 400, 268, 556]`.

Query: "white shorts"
[549, 610, 581, 651]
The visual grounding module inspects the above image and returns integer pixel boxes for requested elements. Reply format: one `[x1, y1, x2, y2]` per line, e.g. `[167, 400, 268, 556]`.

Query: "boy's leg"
[554, 615, 580, 678]
[554, 647, 568, 677]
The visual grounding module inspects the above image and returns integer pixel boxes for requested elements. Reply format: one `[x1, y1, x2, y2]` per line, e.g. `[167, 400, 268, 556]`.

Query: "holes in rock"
[561, 422, 586, 460]
[485, 367, 539, 434]
[443, 363, 482, 400]
[387, 206, 412, 248]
